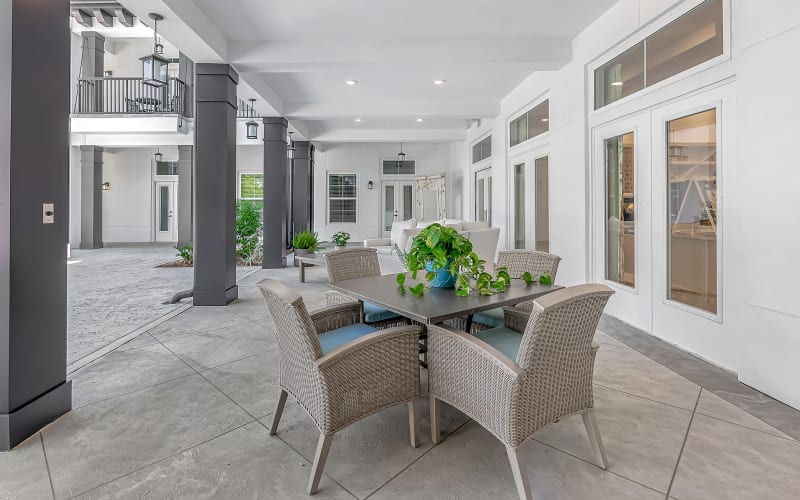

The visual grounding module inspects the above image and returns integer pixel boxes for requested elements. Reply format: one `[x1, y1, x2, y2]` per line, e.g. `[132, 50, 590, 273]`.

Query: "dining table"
[329, 272, 563, 366]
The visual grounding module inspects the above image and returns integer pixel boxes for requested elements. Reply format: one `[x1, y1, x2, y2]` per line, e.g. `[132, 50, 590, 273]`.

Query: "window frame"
[327, 172, 359, 224]
[507, 93, 550, 152]
[238, 172, 264, 203]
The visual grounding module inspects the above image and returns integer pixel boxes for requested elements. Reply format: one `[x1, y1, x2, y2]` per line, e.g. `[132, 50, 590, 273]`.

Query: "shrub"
[177, 244, 193, 266]
[236, 201, 262, 264]
[331, 231, 350, 246]
[292, 230, 320, 251]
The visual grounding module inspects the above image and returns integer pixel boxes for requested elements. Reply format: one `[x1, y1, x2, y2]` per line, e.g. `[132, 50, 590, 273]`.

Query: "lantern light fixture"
[286, 131, 296, 160]
[154, 149, 163, 162]
[367, 180, 373, 190]
[140, 13, 169, 87]
[245, 99, 260, 139]
[101, 182, 111, 191]
[396, 142, 406, 172]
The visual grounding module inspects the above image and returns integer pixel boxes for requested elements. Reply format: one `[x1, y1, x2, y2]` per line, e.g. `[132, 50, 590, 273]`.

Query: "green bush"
[331, 231, 350, 246]
[292, 230, 320, 251]
[177, 244, 193, 265]
[236, 201, 262, 264]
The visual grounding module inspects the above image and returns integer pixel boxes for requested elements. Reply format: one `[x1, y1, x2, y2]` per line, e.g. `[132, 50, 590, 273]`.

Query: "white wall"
[456, 0, 800, 409]
[313, 143, 452, 242]
[104, 37, 179, 78]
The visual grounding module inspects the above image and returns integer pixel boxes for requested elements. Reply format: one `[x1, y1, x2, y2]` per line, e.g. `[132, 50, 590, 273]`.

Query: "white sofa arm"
[364, 238, 391, 248]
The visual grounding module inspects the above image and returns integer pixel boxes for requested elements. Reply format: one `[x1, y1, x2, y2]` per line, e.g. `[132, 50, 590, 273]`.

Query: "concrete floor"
[4, 262, 800, 499]
[67, 244, 255, 366]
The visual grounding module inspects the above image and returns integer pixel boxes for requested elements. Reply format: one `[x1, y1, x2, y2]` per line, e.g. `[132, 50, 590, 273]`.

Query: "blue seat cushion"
[473, 327, 522, 361]
[472, 307, 506, 328]
[363, 301, 401, 323]
[318, 323, 378, 354]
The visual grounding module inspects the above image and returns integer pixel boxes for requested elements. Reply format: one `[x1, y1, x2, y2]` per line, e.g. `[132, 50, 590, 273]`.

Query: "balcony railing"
[74, 77, 187, 116]
[237, 98, 260, 118]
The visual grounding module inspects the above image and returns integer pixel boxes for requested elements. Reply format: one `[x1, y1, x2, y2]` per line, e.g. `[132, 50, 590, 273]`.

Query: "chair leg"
[430, 396, 442, 445]
[307, 432, 335, 495]
[269, 389, 288, 436]
[506, 445, 533, 500]
[581, 409, 609, 469]
[408, 399, 419, 448]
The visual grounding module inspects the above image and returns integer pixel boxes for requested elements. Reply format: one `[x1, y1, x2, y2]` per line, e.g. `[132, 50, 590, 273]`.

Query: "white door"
[474, 168, 492, 225]
[382, 181, 416, 237]
[509, 148, 549, 251]
[591, 112, 652, 332]
[155, 181, 178, 242]
[509, 157, 529, 249]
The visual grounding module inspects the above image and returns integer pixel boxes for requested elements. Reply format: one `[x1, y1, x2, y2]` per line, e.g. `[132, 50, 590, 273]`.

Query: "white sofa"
[364, 218, 501, 272]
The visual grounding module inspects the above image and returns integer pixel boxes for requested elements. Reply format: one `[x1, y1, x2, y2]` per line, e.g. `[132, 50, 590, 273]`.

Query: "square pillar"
[292, 141, 313, 235]
[177, 145, 193, 248]
[1, 0, 72, 451]
[79, 146, 103, 249]
[80, 31, 104, 112]
[193, 64, 238, 305]
[262, 117, 288, 268]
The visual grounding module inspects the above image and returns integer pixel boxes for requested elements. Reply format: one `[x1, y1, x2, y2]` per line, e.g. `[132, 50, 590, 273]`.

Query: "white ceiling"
[122, 0, 620, 143]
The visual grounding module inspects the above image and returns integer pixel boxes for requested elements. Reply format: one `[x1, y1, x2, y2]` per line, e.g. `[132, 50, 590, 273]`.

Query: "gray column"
[79, 146, 103, 249]
[1, 0, 72, 451]
[193, 64, 238, 306]
[262, 117, 288, 269]
[292, 141, 313, 235]
[177, 145, 193, 248]
[80, 31, 104, 112]
[178, 53, 194, 118]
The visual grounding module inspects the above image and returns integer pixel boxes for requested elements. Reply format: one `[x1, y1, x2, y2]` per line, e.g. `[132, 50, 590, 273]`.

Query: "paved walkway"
[67, 244, 254, 366]
[4, 263, 799, 499]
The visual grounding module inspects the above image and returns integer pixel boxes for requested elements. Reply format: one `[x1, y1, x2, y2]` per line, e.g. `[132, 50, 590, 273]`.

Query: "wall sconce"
[101, 182, 111, 191]
[154, 149, 163, 162]
[245, 120, 259, 139]
[367, 180, 373, 190]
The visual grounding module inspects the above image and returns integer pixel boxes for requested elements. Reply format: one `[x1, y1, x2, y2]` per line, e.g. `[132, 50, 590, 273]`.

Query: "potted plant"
[292, 230, 320, 267]
[403, 223, 483, 292]
[331, 231, 351, 250]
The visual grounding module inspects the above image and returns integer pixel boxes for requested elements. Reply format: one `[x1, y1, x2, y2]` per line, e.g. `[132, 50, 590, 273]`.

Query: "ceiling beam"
[285, 99, 499, 120]
[93, 8, 114, 27]
[114, 8, 135, 27]
[309, 127, 466, 143]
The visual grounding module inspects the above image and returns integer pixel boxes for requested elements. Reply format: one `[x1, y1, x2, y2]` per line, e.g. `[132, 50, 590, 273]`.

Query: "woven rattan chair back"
[514, 284, 613, 436]
[496, 250, 561, 281]
[257, 279, 324, 362]
[324, 247, 382, 283]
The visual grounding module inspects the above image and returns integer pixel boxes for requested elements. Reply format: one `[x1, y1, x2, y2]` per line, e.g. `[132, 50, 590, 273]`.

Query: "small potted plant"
[331, 231, 351, 250]
[292, 230, 320, 267]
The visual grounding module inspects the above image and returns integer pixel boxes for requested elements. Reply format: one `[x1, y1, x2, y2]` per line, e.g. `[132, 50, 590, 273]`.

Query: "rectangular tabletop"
[330, 272, 563, 324]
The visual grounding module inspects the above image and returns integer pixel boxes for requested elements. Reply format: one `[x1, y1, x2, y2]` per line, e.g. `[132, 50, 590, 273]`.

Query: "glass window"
[239, 173, 264, 212]
[667, 109, 717, 314]
[594, 42, 645, 109]
[509, 100, 549, 147]
[329, 173, 357, 223]
[513, 163, 525, 249]
[605, 132, 636, 286]
[594, 0, 724, 110]
[534, 156, 549, 253]
[472, 136, 492, 163]
[646, 0, 723, 86]
[155, 161, 179, 175]
[159, 185, 169, 232]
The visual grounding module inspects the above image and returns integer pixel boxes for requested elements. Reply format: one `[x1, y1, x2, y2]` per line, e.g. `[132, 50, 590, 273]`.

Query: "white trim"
[326, 171, 359, 225]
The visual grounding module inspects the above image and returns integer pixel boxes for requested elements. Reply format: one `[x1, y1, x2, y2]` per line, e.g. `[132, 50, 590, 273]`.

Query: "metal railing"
[237, 98, 260, 118]
[74, 77, 187, 116]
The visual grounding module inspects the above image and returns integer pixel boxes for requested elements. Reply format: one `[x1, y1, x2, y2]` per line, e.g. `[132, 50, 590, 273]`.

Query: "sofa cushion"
[390, 218, 416, 247]
[373, 246, 394, 255]
[466, 227, 500, 272]
[364, 302, 401, 323]
[472, 308, 506, 328]
[318, 323, 378, 354]
[461, 220, 490, 231]
[474, 326, 522, 361]
[402, 227, 423, 252]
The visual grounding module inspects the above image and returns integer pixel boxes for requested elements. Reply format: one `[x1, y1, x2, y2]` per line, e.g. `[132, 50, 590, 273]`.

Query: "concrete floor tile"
[370, 421, 664, 500]
[695, 389, 795, 440]
[41, 375, 251, 499]
[148, 307, 250, 342]
[264, 397, 468, 498]
[594, 343, 701, 410]
[114, 332, 159, 352]
[162, 321, 276, 370]
[0, 433, 53, 500]
[74, 422, 353, 500]
[594, 329, 631, 349]
[534, 385, 692, 493]
[201, 350, 282, 418]
[70, 343, 195, 408]
[670, 414, 800, 500]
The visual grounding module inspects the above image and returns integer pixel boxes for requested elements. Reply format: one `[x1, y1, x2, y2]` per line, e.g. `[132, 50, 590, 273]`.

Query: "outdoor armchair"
[428, 284, 613, 500]
[257, 278, 421, 494]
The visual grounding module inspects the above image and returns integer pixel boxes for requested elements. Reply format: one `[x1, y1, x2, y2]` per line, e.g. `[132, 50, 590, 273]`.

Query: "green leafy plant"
[331, 231, 351, 246]
[394, 243, 409, 270]
[176, 244, 193, 266]
[236, 201, 263, 264]
[292, 230, 320, 251]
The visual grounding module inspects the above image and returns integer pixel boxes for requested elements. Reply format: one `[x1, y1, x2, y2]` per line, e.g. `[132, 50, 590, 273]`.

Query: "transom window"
[328, 173, 357, 223]
[472, 135, 492, 164]
[510, 100, 549, 147]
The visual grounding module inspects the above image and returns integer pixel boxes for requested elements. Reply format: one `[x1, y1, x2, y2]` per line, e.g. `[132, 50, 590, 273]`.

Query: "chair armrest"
[325, 290, 359, 307]
[309, 302, 362, 333]
[503, 306, 531, 334]
[316, 325, 422, 370]
[364, 238, 391, 248]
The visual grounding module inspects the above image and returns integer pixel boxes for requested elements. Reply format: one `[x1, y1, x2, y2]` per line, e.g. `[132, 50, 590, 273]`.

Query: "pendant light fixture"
[140, 13, 169, 87]
[396, 142, 406, 173]
[286, 131, 296, 160]
[245, 98, 259, 139]
[154, 148, 163, 163]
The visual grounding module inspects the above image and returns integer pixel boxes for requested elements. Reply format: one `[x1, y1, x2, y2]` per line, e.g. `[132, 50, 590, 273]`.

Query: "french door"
[155, 181, 178, 242]
[474, 168, 492, 224]
[509, 149, 549, 251]
[382, 180, 416, 236]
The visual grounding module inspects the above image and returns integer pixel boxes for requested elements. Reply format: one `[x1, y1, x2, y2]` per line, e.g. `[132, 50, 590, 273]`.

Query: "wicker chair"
[257, 279, 421, 494]
[323, 247, 409, 329]
[428, 284, 614, 500]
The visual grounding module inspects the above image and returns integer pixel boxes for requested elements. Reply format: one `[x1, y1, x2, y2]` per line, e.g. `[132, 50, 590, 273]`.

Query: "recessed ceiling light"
[610, 81, 623, 86]
[416, 118, 424, 122]
[354, 118, 362, 123]
[346, 79, 358, 86]
[541, 118, 549, 122]
[433, 79, 446, 85]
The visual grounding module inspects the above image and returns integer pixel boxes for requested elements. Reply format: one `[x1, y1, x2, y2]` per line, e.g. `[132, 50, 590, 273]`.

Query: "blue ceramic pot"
[425, 260, 458, 288]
